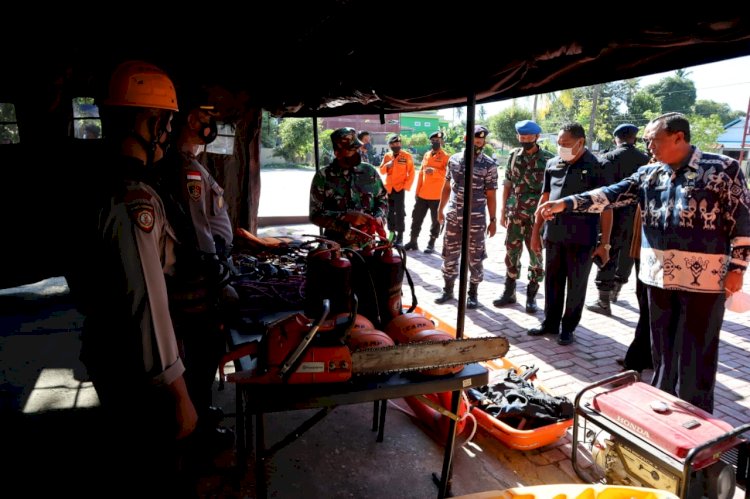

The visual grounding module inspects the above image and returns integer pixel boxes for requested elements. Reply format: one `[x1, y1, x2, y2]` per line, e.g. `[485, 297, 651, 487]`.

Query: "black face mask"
[520, 141, 536, 151]
[431, 142, 441, 151]
[341, 151, 362, 168]
[391, 146, 401, 155]
[197, 117, 218, 145]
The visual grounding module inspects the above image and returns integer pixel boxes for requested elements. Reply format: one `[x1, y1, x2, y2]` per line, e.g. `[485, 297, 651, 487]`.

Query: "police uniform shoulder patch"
[187, 170, 202, 202]
[127, 198, 156, 233]
[123, 187, 156, 234]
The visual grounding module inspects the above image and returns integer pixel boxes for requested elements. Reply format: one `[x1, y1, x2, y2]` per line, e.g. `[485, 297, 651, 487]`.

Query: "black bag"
[468, 369, 574, 429]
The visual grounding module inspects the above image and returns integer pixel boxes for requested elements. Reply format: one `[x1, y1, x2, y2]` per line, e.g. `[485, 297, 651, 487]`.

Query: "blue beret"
[515, 120, 541, 135]
[429, 131, 444, 140]
[474, 125, 489, 138]
[613, 123, 638, 137]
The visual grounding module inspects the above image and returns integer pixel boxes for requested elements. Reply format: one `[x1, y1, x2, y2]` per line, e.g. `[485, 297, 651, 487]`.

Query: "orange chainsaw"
[220, 300, 509, 384]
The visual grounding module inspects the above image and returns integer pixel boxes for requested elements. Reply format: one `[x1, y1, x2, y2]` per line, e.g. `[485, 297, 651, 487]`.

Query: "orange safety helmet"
[103, 60, 179, 111]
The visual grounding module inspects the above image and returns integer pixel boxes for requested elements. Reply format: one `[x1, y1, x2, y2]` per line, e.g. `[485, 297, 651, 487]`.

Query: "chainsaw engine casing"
[592, 432, 736, 497]
[259, 312, 353, 383]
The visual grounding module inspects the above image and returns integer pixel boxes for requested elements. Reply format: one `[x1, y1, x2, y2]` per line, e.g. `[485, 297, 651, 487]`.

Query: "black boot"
[586, 290, 611, 316]
[467, 283, 480, 309]
[492, 278, 516, 307]
[434, 280, 455, 304]
[611, 281, 623, 303]
[394, 232, 403, 245]
[423, 237, 436, 254]
[404, 236, 419, 251]
[525, 282, 540, 314]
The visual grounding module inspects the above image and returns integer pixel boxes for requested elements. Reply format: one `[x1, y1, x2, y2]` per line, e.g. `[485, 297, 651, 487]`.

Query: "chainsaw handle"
[279, 299, 331, 378]
[218, 341, 259, 389]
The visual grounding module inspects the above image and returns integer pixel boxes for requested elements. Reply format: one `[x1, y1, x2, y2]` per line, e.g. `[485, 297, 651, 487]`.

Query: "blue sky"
[440, 55, 750, 121]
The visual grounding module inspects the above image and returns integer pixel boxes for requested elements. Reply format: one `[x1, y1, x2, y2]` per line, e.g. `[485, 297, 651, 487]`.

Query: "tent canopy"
[5, 8, 749, 116]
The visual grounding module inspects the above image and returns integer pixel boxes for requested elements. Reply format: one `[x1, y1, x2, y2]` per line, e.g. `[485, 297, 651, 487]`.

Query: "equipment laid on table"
[219, 299, 509, 385]
[572, 371, 750, 499]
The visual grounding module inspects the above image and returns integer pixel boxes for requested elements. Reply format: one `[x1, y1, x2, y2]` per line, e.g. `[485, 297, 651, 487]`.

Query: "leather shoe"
[206, 406, 225, 427]
[527, 326, 557, 336]
[557, 332, 575, 345]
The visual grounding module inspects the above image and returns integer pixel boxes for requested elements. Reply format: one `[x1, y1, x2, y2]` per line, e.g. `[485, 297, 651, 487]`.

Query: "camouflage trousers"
[504, 216, 544, 283]
[441, 211, 487, 284]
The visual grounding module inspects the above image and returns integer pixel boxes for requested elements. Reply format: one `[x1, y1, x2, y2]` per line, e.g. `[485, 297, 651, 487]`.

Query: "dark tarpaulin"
[0, 7, 749, 288]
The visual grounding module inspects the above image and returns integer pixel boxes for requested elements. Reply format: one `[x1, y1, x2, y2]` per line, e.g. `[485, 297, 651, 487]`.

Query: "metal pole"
[455, 93, 476, 341]
[738, 97, 750, 172]
[313, 115, 320, 173]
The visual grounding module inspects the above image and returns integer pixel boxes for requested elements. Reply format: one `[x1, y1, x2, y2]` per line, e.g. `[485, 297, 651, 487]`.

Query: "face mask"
[342, 151, 361, 168]
[520, 141, 536, 151]
[391, 146, 401, 155]
[558, 142, 579, 162]
[197, 117, 218, 145]
[431, 142, 441, 151]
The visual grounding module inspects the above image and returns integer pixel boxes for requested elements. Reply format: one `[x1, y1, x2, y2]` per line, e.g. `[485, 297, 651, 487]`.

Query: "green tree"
[693, 100, 745, 125]
[0, 103, 20, 144]
[444, 123, 469, 153]
[627, 91, 661, 124]
[260, 111, 279, 148]
[274, 118, 317, 164]
[488, 106, 532, 148]
[686, 114, 724, 152]
[479, 105, 487, 121]
[318, 129, 334, 165]
[645, 74, 696, 114]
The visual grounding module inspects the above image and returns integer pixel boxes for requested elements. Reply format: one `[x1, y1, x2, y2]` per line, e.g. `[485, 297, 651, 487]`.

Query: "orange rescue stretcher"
[403, 305, 572, 450]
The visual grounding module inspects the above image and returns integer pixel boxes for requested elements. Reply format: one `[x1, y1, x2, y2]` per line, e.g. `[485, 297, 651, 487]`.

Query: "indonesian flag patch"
[187, 171, 202, 201]
[129, 202, 155, 233]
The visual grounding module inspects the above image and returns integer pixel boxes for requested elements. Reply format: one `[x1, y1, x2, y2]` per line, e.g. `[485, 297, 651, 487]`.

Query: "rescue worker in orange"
[379, 135, 415, 245]
[66, 61, 196, 495]
[404, 131, 449, 254]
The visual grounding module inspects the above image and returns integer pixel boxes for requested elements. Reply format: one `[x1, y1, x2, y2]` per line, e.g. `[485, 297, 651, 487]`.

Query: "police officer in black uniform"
[528, 123, 614, 345]
[586, 123, 649, 315]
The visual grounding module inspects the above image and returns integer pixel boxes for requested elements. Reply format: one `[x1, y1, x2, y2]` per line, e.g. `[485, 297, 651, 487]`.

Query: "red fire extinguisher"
[304, 240, 352, 318]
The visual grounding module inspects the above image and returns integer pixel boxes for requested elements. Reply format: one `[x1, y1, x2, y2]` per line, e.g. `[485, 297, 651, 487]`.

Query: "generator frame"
[571, 371, 750, 499]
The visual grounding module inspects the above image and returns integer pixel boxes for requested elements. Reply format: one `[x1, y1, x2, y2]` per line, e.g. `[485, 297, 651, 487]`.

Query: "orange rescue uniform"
[416, 149, 449, 200]
[379, 151, 415, 193]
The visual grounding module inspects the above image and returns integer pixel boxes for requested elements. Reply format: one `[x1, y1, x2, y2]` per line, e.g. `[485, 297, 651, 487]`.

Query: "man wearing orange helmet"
[66, 60, 196, 494]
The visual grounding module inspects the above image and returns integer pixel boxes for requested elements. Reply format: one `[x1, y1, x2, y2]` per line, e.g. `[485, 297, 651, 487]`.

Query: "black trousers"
[410, 196, 440, 240]
[387, 189, 406, 233]
[623, 260, 653, 371]
[177, 311, 226, 424]
[595, 209, 635, 291]
[647, 285, 724, 413]
[542, 241, 595, 334]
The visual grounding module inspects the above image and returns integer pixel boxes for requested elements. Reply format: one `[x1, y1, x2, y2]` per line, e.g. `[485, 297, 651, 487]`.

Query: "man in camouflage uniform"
[493, 120, 554, 313]
[435, 125, 498, 309]
[309, 127, 388, 244]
